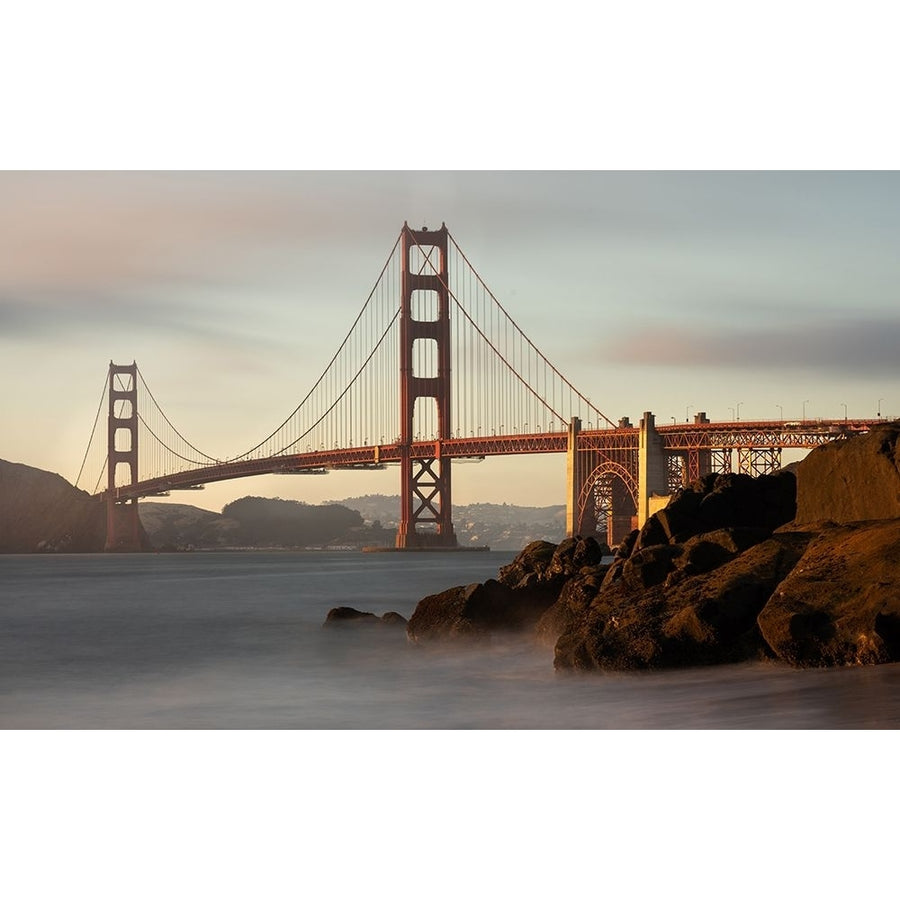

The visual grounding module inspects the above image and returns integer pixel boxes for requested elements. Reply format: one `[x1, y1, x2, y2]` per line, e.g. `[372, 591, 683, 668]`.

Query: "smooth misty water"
[3, 551, 900, 729]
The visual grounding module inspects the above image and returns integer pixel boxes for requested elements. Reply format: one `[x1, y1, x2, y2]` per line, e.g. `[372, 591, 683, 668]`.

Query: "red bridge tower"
[396, 223, 457, 548]
[104, 361, 142, 551]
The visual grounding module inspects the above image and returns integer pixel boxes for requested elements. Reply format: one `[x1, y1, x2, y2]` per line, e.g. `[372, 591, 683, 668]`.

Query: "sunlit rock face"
[757, 520, 900, 666]
[793, 425, 900, 525]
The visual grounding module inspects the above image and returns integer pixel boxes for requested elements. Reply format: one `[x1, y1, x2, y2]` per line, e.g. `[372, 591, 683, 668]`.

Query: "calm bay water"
[2, 550, 900, 729]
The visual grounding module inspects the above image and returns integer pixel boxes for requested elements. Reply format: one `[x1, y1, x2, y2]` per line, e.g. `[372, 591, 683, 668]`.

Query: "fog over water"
[3, 551, 900, 729]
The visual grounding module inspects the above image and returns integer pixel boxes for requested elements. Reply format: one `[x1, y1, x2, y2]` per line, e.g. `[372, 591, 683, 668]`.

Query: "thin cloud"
[604, 316, 900, 375]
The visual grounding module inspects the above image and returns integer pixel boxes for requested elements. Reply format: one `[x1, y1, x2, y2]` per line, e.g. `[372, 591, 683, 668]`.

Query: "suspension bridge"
[75, 223, 883, 551]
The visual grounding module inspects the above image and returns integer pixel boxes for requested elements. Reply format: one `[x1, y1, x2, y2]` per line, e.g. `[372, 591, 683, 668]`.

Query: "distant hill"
[0, 459, 107, 552]
[0, 457, 568, 553]
[139, 496, 395, 550]
[221, 496, 368, 548]
[137, 502, 238, 550]
[138, 494, 565, 551]
[335, 494, 567, 549]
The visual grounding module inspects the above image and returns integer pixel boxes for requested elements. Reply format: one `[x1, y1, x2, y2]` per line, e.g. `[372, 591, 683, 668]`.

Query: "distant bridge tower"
[104, 361, 142, 551]
[396, 223, 457, 548]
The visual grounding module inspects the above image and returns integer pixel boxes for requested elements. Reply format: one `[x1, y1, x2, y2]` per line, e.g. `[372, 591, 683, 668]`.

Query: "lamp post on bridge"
[878, 398, 885, 418]
[728, 407, 735, 421]
[802, 400, 809, 421]
[686, 404, 693, 423]
[776, 404, 783, 420]
[841, 403, 847, 421]
[736, 402, 743, 422]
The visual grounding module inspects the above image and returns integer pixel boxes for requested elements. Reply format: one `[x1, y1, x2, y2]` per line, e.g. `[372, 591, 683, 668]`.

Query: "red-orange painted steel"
[396, 224, 456, 548]
[102, 421, 884, 505]
[105, 361, 142, 551]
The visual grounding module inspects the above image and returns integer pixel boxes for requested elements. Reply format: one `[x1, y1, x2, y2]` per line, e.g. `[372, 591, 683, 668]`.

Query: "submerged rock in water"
[323, 606, 408, 628]
[324, 606, 380, 626]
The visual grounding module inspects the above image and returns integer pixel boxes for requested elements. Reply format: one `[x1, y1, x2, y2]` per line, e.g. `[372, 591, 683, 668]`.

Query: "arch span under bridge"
[75, 224, 883, 550]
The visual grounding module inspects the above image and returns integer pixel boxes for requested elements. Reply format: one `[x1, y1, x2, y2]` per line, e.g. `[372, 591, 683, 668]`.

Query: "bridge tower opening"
[104, 361, 142, 551]
[396, 223, 457, 549]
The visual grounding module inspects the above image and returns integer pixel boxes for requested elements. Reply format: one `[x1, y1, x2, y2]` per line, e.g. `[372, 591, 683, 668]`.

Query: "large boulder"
[407, 535, 611, 644]
[497, 540, 559, 588]
[555, 532, 812, 670]
[600, 472, 795, 590]
[534, 569, 608, 648]
[407, 577, 559, 643]
[757, 519, 900, 666]
[554, 466, 805, 670]
[497, 536, 609, 589]
[641, 470, 797, 549]
[793, 425, 900, 524]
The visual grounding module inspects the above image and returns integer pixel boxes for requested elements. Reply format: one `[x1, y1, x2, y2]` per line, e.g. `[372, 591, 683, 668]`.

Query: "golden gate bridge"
[74, 223, 883, 551]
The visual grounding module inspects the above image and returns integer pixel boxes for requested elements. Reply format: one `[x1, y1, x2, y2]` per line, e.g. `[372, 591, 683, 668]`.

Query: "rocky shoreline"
[355, 423, 900, 671]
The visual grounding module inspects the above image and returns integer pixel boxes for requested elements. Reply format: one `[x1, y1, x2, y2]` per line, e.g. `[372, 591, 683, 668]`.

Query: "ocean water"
[3, 550, 900, 729]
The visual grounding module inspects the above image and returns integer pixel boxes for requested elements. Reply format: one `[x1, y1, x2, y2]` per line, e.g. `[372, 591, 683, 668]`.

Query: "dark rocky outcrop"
[0, 459, 108, 552]
[407, 422, 900, 671]
[407, 577, 556, 643]
[323, 607, 408, 628]
[324, 606, 381, 626]
[407, 535, 610, 644]
[554, 531, 812, 670]
[534, 568, 608, 647]
[554, 424, 900, 671]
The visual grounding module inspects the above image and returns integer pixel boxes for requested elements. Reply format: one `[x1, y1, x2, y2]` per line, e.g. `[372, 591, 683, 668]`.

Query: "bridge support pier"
[565, 417, 582, 538]
[104, 361, 143, 552]
[106, 498, 142, 552]
[565, 417, 599, 538]
[638, 411, 669, 528]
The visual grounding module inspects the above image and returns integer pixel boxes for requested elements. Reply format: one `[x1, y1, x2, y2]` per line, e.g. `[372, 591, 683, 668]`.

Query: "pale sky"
[2, 170, 898, 512]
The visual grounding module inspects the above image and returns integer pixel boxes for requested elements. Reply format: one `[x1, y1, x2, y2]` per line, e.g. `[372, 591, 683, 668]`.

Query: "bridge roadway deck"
[102, 419, 882, 503]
